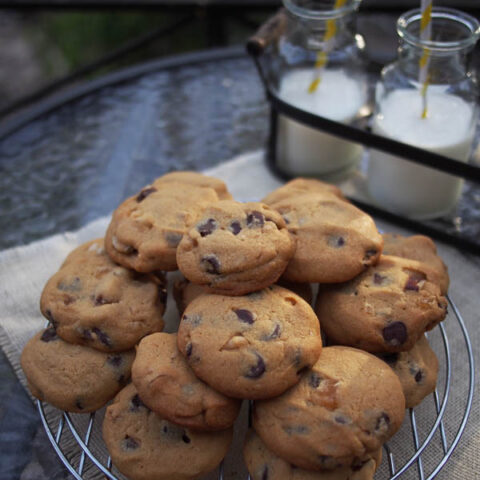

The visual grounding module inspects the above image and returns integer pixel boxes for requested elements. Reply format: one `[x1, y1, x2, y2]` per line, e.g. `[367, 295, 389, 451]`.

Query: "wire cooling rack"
[36, 295, 474, 480]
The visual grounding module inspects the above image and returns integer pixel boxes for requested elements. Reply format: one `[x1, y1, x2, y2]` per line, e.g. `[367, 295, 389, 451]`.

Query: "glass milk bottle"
[367, 8, 480, 219]
[274, 0, 368, 178]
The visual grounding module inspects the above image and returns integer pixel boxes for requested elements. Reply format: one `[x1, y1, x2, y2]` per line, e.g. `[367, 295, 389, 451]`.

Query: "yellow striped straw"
[419, 0, 433, 118]
[308, 0, 348, 94]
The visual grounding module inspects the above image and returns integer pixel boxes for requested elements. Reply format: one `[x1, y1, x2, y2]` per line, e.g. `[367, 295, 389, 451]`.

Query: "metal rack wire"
[37, 295, 474, 480]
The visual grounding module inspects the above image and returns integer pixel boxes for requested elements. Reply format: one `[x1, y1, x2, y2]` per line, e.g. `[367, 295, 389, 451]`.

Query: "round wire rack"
[37, 295, 474, 480]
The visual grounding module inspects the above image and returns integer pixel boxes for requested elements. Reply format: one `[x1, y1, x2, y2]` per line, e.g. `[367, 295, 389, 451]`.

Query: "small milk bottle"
[274, 0, 368, 178]
[367, 8, 480, 219]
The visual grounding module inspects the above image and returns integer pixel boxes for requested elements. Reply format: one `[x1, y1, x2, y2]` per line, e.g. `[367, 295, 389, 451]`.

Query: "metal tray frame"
[36, 295, 474, 480]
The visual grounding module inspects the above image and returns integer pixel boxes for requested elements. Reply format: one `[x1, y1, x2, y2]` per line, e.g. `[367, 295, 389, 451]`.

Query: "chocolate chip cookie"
[103, 383, 233, 480]
[264, 192, 383, 283]
[244, 430, 382, 480]
[132, 332, 241, 431]
[316, 256, 448, 353]
[173, 276, 312, 315]
[382, 233, 449, 294]
[40, 239, 166, 352]
[105, 175, 222, 272]
[177, 286, 322, 399]
[253, 346, 405, 471]
[378, 335, 439, 408]
[262, 178, 345, 205]
[155, 171, 233, 200]
[21, 327, 134, 412]
[176, 201, 295, 295]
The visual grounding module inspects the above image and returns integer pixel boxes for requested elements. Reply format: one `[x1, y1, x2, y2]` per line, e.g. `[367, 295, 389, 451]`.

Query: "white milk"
[367, 89, 476, 219]
[276, 69, 366, 177]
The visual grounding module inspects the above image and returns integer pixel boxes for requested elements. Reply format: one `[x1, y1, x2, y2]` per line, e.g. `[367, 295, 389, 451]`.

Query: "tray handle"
[246, 9, 288, 57]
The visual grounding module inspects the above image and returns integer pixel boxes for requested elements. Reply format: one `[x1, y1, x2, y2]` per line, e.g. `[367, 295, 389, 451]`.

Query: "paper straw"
[308, 0, 347, 94]
[419, 0, 433, 118]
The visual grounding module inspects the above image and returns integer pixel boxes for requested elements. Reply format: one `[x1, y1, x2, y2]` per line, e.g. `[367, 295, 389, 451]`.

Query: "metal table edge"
[0, 45, 249, 142]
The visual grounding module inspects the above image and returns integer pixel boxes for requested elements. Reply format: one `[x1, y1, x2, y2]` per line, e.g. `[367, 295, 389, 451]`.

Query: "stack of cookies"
[20, 172, 449, 480]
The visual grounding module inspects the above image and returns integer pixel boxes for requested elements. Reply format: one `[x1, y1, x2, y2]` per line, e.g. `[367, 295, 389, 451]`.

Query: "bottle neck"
[398, 42, 473, 85]
[286, 9, 357, 52]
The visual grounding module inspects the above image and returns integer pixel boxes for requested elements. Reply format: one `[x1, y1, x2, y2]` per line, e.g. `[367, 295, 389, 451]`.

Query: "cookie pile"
[20, 172, 449, 480]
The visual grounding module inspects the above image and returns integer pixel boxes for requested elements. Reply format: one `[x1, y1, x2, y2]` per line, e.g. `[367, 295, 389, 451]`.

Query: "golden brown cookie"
[264, 192, 383, 283]
[378, 335, 439, 408]
[40, 239, 166, 352]
[132, 333, 241, 431]
[173, 276, 312, 315]
[253, 346, 405, 471]
[382, 233, 449, 294]
[262, 178, 345, 205]
[105, 175, 222, 272]
[103, 383, 232, 480]
[177, 286, 322, 399]
[155, 171, 233, 200]
[176, 201, 295, 296]
[316, 256, 448, 353]
[244, 430, 382, 480]
[21, 327, 134, 412]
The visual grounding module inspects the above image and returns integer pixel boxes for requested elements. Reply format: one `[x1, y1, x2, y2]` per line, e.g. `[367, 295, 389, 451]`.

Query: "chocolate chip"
[327, 236, 345, 248]
[197, 218, 217, 237]
[182, 433, 191, 444]
[247, 211, 265, 227]
[58, 277, 82, 292]
[293, 349, 303, 368]
[404, 271, 427, 292]
[182, 314, 202, 327]
[63, 294, 75, 305]
[309, 372, 322, 388]
[185, 343, 193, 357]
[335, 415, 348, 424]
[40, 327, 57, 343]
[373, 273, 387, 285]
[230, 221, 242, 235]
[382, 322, 407, 346]
[130, 394, 145, 412]
[381, 353, 399, 365]
[136, 186, 157, 202]
[94, 295, 110, 306]
[375, 412, 390, 432]
[165, 232, 182, 247]
[92, 327, 112, 348]
[234, 309, 254, 325]
[415, 370, 424, 383]
[262, 323, 281, 341]
[245, 353, 266, 379]
[201, 255, 221, 274]
[282, 215, 290, 225]
[123, 435, 140, 450]
[75, 399, 84, 410]
[81, 329, 93, 341]
[261, 466, 269, 480]
[283, 425, 309, 435]
[107, 355, 123, 367]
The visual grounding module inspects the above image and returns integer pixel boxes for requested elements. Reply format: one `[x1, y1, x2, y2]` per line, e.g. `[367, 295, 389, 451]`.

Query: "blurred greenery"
[38, 12, 208, 69]
[35, 11, 267, 72]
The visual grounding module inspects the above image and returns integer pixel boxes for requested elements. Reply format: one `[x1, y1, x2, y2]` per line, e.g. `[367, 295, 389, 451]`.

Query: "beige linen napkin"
[1, 151, 479, 479]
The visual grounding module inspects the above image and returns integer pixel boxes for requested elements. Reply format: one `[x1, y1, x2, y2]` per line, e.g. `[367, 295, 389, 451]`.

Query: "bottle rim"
[282, 0, 361, 21]
[397, 7, 480, 53]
